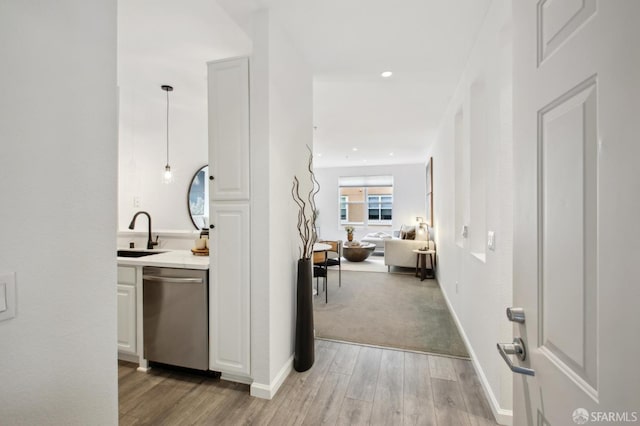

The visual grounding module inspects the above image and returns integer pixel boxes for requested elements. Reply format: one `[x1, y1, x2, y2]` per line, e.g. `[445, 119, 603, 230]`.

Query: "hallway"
[119, 339, 497, 425]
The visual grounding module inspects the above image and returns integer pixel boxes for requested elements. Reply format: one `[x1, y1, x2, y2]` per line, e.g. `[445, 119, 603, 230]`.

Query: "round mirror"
[188, 165, 209, 230]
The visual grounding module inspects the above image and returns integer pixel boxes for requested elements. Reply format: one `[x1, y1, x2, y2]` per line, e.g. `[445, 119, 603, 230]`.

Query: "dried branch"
[306, 146, 320, 256]
[291, 177, 307, 258]
[292, 146, 320, 259]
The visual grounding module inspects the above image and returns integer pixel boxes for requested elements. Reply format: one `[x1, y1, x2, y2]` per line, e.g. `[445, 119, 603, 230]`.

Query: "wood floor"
[119, 340, 498, 425]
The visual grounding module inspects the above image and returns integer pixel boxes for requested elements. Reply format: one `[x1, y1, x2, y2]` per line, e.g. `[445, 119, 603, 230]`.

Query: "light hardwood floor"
[119, 340, 498, 425]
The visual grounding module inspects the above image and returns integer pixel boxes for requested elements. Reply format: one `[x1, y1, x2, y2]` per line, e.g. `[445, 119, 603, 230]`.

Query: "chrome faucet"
[128, 211, 159, 250]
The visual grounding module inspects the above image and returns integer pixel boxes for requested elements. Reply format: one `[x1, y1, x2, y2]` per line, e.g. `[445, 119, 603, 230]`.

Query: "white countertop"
[117, 249, 209, 270]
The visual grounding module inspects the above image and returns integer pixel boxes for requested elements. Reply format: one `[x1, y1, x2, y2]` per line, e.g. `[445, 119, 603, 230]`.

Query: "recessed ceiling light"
[352, 147, 358, 152]
[317, 153, 323, 157]
[389, 152, 394, 156]
[363, 159, 368, 163]
[381, 71, 393, 78]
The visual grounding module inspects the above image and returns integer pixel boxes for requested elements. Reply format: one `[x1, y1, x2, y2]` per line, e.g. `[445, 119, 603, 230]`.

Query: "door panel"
[207, 57, 250, 201]
[537, 0, 597, 64]
[512, 1, 640, 425]
[117, 284, 136, 354]
[209, 203, 251, 376]
[539, 77, 598, 393]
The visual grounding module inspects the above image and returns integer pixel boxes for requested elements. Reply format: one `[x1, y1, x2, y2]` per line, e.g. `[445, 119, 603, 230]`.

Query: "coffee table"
[342, 242, 375, 262]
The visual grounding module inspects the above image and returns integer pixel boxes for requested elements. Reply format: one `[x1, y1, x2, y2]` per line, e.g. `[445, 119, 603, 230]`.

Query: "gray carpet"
[313, 270, 469, 358]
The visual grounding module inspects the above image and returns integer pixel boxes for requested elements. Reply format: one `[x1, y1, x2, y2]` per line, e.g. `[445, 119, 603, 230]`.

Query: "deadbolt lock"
[506, 307, 525, 323]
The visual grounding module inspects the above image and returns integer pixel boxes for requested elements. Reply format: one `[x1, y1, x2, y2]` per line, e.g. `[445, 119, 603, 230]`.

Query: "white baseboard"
[250, 354, 294, 400]
[438, 278, 513, 426]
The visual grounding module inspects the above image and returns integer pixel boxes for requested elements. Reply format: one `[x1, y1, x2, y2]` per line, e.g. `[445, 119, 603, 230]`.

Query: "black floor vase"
[294, 258, 315, 372]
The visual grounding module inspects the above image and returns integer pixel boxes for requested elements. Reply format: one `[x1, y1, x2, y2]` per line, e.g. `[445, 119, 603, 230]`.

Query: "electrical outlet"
[455, 280, 459, 293]
[133, 196, 141, 208]
[461, 225, 468, 238]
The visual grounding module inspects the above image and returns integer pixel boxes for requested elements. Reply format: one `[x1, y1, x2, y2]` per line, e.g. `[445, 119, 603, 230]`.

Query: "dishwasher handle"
[143, 275, 204, 284]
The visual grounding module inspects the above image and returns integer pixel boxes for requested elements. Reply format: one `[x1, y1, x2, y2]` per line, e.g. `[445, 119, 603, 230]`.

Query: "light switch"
[488, 231, 496, 251]
[0, 272, 16, 321]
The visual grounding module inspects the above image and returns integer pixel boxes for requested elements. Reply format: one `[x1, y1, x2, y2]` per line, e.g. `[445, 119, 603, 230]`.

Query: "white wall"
[117, 0, 252, 234]
[428, 1, 513, 424]
[314, 164, 428, 242]
[248, 9, 272, 394]
[247, 9, 314, 395]
[267, 14, 314, 384]
[0, 1, 118, 424]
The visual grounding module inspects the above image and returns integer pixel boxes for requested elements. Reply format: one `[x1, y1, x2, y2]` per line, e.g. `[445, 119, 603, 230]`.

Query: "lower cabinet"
[117, 266, 137, 355]
[209, 203, 251, 377]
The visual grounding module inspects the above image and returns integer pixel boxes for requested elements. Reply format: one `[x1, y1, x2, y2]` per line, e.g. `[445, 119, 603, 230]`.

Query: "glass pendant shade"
[162, 164, 173, 184]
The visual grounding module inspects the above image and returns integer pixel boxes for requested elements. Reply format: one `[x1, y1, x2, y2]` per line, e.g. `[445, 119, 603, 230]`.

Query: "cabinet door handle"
[210, 224, 215, 229]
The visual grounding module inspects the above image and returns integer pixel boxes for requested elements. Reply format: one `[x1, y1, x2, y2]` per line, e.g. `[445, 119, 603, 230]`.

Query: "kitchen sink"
[117, 250, 165, 258]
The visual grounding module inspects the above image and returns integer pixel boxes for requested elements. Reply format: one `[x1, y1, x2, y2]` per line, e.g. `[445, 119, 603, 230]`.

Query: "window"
[339, 196, 348, 221]
[338, 176, 393, 226]
[367, 194, 393, 222]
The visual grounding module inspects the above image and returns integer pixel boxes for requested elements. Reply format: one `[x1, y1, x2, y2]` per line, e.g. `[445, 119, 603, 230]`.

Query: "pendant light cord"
[166, 88, 170, 166]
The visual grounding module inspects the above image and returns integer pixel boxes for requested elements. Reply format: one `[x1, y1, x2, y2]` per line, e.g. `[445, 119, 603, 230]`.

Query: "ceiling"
[218, 0, 492, 168]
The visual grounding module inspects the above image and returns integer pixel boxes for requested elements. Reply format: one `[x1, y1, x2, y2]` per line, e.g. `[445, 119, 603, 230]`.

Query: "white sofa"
[383, 227, 435, 271]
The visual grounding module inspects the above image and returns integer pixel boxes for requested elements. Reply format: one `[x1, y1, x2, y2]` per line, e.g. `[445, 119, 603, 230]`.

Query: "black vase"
[294, 258, 315, 372]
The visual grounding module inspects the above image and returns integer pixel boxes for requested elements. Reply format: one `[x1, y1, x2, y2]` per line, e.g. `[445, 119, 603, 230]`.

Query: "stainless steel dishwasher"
[143, 266, 208, 370]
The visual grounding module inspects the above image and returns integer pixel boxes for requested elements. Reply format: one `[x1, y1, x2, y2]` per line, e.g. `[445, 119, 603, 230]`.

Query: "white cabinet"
[208, 57, 250, 201]
[117, 266, 137, 355]
[209, 204, 251, 376]
[117, 284, 136, 354]
[207, 57, 251, 379]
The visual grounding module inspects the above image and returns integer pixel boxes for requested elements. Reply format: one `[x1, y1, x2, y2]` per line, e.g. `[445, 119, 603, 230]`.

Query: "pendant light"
[161, 84, 174, 184]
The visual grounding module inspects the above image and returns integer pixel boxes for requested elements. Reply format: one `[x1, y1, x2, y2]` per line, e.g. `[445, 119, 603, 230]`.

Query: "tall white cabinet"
[207, 57, 251, 380]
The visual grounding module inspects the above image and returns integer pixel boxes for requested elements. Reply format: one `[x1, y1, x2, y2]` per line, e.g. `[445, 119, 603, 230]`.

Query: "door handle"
[143, 275, 204, 284]
[497, 337, 535, 376]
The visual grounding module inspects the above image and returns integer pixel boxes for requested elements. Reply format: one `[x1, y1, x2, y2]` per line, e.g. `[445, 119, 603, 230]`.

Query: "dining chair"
[320, 240, 342, 287]
[313, 250, 328, 303]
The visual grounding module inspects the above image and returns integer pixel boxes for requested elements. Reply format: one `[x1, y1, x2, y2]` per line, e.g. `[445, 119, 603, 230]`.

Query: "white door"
[209, 203, 251, 377]
[207, 57, 250, 201]
[510, 1, 640, 425]
[117, 283, 136, 354]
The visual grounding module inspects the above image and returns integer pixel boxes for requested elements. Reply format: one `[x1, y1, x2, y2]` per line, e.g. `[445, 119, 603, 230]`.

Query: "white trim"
[117, 352, 139, 363]
[250, 355, 294, 400]
[338, 175, 393, 186]
[470, 251, 487, 263]
[438, 275, 513, 426]
[221, 372, 253, 385]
